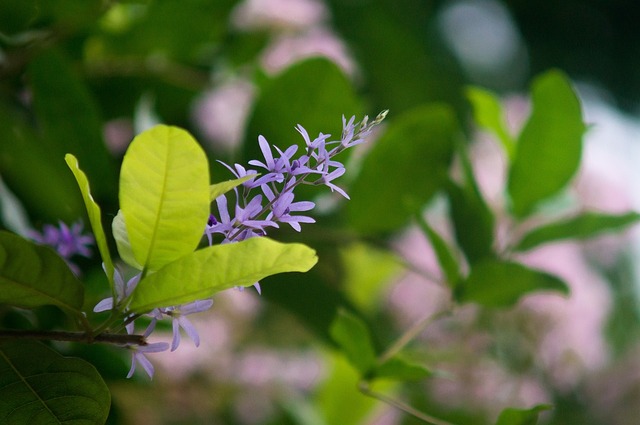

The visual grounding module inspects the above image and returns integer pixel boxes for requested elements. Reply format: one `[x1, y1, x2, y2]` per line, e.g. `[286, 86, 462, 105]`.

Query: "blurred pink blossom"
[231, 0, 328, 31]
[191, 78, 255, 152]
[261, 27, 357, 77]
[103, 118, 134, 155]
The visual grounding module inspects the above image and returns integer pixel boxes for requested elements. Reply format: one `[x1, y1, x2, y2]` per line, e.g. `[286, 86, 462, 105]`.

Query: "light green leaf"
[65, 154, 115, 291]
[495, 404, 553, 425]
[415, 214, 460, 286]
[456, 260, 569, 308]
[347, 105, 457, 233]
[210, 175, 254, 201]
[508, 70, 586, 217]
[329, 309, 377, 375]
[112, 209, 142, 270]
[120, 125, 210, 271]
[373, 356, 432, 382]
[128, 237, 317, 312]
[0, 231, 83, 315]
[0, 340, 110, 424]
[466, 86, 515, 158]
[515, 211, 640, 251]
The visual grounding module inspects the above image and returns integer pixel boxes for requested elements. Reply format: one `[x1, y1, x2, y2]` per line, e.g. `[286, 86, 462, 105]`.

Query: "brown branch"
[0, 329, 147, 346]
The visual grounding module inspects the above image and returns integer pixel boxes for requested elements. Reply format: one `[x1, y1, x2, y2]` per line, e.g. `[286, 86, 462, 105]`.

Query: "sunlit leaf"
[415, 214, 460, 286]
[120, 125, 210, 271]
[508, 70, 586, 217]
[0, 340, 110, 424]
[466, 86, 515, 158]
[495, 404, 553, 425]
[65, 154, 115, 291]
[0, 231, 83, 315]
[515, 211, 640, 251]
[128, 237, 317, 312]
[329, 309, 377, 375]
[456, 260, 569, 308]
[373, 356, 432, 382]
[347, 105, 457, 233]
[112, 209, 142, 270]
[210, 175, 254, 201]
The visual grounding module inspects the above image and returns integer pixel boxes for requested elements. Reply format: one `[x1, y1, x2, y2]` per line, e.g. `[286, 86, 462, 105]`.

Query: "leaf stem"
[0, 329, 147, 345]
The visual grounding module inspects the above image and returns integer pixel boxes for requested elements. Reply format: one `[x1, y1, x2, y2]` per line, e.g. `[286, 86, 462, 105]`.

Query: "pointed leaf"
[0, 340, 110, 424]
[415, 214, 460, 286]
[515, 211, 640, 252]
[495, 404, 553, 425]
[508, 70, 586, 217]
[373, 356, 432, 382]
[466, 86, 515, 158]
[347, 105, 457, 233]
[120, 125, 210, 271]
[112, 210, 142, 270]
[446, 179, 495, 264]
[329, 309, 377, 375]
[210, 175, 254, 201]
[0, 231, 83, 315]
[65, 154, 115, 290]
[456, 260, 569, 308]
[128, 237, 317, 312]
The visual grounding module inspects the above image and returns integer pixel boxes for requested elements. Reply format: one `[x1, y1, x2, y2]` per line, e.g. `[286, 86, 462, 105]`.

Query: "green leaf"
[415, 214, 460, 286]
[495, 404, 553, 425]
[373, 356, 432, 382]
[515, 211, 640, 252]
[0, 231, 83, 315]
[65, 154, 115, 291]
[466, 86, 515, 158]
[29, 49, 115, 199]
[112, 209, 142, 270]
[446, 179, 495, 264]
[120, 125, 210, 271]
[210, 175, 254, 201]
[0, 340, 110, 424]
[128, 237, 317, 312]
[243, 58, 362, 166]
[329, 309, 377, 375]
[456, 260, 569, 308]
[508, 70, 586, 217]
[347, 105, 457, 234]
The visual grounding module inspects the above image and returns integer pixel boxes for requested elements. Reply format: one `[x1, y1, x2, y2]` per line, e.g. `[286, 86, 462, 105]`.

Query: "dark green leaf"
[0, 104, 84, 223]
[29, 49, 116, 199]
[415, 214, 460, 286]
[508, 70, 586, 217]
[329, 309, 377, 375]
[456, 260, 569, 308]
[243, 57, 362, 166]
[446, 179, 495, 264]
[515, 211, 640, 252]
[347, 105, 457, 234]
[0, 231, 84, 315]
[0, 340, 110, 424]
[495, 404, 553, 425]
[373, 356, 432, 381]
[466, 86, 515, 158]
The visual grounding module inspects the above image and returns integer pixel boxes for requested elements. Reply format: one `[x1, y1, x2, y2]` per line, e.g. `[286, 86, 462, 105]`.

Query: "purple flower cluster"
[206, 111, 387, 245]
[30, 220, 94, 275]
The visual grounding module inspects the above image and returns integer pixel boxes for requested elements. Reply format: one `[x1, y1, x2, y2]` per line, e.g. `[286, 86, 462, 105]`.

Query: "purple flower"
[94, 267, 141, 314]
[30, 220, 94, 274]
[127, 320, 170, 379]
[156, 299, 214, 351]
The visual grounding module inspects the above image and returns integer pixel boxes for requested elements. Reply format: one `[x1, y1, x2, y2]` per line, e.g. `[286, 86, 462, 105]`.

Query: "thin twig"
[0, 329, 147, 346]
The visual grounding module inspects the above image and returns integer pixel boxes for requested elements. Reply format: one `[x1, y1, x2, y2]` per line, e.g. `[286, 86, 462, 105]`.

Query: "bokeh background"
[2, 0, 640, 424]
